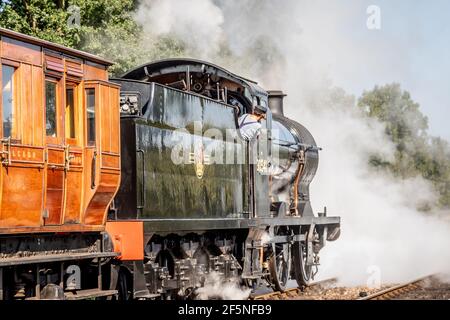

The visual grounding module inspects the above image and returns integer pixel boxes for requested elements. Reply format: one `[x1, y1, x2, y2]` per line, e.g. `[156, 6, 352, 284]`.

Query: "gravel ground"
[293, 283, 392, 300]
[290, 275, 450, 300]
[392, 276, 450, 300]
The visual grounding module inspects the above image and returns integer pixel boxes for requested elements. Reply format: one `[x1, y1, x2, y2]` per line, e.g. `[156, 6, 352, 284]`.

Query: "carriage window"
[2, 65, 15, 138]
[66, 87, 76, 139]
[45, 80, 57, 137]
[86, 89, 96, 145]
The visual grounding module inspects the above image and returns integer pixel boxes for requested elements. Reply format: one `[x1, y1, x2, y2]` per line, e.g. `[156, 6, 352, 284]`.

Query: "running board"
[0, 252, 119, 267]
[25, 289, 118, 300]
[64, 289, 118, 300]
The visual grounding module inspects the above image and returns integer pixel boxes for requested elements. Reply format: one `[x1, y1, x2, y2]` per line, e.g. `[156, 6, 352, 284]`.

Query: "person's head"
[252, 105, 266, 120]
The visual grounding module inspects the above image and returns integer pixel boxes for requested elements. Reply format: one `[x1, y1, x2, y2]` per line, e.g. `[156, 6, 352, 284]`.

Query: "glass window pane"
[45, 81, 57, 137]
[86, 89, 95, 145]
[66, 88, 75, 139]
[2, 65, 15, 138]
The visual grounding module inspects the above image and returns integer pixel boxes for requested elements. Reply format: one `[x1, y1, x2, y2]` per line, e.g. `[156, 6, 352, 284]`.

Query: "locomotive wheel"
[117, 268, 132, 300]
[269, 228, 292, 292]
[292, 232, 313, 286]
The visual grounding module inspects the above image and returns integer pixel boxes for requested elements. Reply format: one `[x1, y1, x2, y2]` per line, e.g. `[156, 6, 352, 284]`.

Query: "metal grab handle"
[136, 149, 145, 209]
[0, 137, 11, 166]
[64, 145, 75, 173]
[91, 150, 97, 189]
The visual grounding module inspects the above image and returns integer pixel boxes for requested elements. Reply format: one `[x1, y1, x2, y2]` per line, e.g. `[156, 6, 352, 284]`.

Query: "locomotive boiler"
[0, 28, 340, 300]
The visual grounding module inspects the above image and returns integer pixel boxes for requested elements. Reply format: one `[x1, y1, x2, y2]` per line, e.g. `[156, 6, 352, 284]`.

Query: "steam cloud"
[135, 0, 450, 286]
[195, 272, 251, 300]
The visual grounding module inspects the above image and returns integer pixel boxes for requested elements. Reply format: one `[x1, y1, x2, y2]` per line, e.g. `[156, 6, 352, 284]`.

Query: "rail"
[357, 274, 435, 300]
[250, 278, 338, 300]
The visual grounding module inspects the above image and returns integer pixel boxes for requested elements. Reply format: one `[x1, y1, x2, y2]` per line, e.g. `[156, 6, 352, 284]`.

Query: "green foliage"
[0, 0, 187, 75]
[0, 0, 78, 46]
[71, 0, 146, 75]
[359, 83, 450, 210]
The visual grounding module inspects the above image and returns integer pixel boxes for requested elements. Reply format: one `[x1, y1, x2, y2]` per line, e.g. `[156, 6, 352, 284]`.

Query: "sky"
[137, 0, 450, 141]
[314, 0, 450, 141]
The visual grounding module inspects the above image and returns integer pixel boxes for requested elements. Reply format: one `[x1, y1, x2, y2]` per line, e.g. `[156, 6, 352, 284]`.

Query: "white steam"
[135, 0, 450, 285]
[196, 272, 251, 300]
[135, 0, 225, 58]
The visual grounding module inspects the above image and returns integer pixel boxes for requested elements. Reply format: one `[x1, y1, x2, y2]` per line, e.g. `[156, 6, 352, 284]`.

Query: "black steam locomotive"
[106, 59, 340, 299]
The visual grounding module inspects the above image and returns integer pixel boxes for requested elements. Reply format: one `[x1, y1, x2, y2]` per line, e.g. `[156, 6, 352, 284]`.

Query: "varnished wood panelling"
[100, 85, 111, 151]
[110, 87, 120, 153]
[82, 147, 97, 214]
[45, 168, 64, 225]
[45, 54, 64, 73]
[83, 171, 120, 225]
[66, 59, 83, 78]
[32, 65, 44, 145]
[84, 63, 107, 81]
[101, 153, 120, 170]
[0, 30, 119, 234]
[64, 148, 83, 224]
[68, 148, 83, 168]
[64, 170, 82, 224]
[10, 145, 44, 166]
[47, 148, 65, 166]
[19, 63, 33, 144]
[0, 166, 43, 227]
[83, 83, 121, 227]
[1, 37, 42, 65]
[45, 147, 65, 225]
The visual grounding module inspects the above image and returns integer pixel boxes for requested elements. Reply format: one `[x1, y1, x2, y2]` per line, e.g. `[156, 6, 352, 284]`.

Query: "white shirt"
[238, 114, 262, 141]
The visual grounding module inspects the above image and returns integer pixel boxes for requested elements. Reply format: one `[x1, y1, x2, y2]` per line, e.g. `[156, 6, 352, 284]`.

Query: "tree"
[0, 0, 186, 75]
[358, 83, 450, 210]
[0, 0, 78, 46]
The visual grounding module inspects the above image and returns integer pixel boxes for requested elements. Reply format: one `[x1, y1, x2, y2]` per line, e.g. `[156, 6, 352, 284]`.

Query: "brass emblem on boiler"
[256, 158, 270, 174]
[189, 143, 211, 179]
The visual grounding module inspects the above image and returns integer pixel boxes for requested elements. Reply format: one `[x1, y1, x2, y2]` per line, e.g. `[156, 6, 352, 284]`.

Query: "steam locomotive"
[0, 28, 340, 300]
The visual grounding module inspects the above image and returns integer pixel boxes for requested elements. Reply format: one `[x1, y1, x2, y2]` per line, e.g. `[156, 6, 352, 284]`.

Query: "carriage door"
[62, 78, 84, 225]
[83, 81, 121, 226]
[83, 84, 100, 222]
[44, 69, 66, 226]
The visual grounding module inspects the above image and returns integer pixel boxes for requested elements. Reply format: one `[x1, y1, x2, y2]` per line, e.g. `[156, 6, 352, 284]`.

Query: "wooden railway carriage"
[0, 28, 121, 300]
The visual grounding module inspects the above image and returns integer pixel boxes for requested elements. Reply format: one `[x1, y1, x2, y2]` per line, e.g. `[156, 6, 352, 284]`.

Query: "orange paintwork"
[0, 28, 121, 234]
[105, 221, 144, 260]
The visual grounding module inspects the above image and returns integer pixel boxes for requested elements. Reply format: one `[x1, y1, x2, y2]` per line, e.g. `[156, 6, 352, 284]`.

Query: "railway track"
[249, 274, 443, 300]
[250, 278, 338, 300]
[357, 274, 437, 300]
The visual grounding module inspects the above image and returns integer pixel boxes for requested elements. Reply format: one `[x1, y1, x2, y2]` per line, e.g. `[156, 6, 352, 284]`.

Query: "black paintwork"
[111, 59, 339, 236]
[112, 79, 249, 222]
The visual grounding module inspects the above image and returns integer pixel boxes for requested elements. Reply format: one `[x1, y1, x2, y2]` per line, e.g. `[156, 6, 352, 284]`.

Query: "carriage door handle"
[91, 150, 97, 189]
[0, 137, 11, 166]
[64, 145, 75, 173]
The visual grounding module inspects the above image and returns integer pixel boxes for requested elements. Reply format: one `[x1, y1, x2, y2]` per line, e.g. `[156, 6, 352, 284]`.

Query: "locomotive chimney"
[267, 90, 286, 116]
